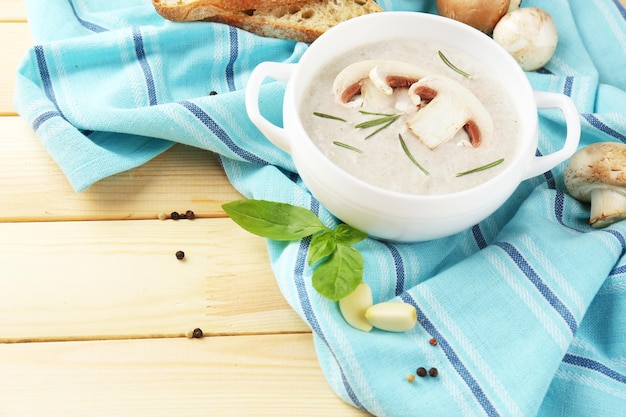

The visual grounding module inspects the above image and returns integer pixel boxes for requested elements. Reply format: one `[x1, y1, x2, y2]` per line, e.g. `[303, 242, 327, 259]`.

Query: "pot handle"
[522, 91, 581, 180]
[245, 61, 296, 154]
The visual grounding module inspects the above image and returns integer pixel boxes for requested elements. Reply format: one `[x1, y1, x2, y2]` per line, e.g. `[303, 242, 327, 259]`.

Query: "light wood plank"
[0, 335, 370, 417]
[0, 0, 26, 22]
[0, 117, 243, 221]
[0, 218, 309, 341]
[0, 22, 31, 115]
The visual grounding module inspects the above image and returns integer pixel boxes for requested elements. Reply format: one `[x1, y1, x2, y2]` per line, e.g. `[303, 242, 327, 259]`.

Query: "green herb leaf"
[359, 110, 396, 117]
[333, 141, 363, 153]
[399, 134, 430, 175]
[222, 199, 328, 240]
[308, 229, 337, 265]
[334, 224, 367, 245]
[223, 199, 368, 302]
[456, 158, 505, 177]
[355, 113, 402, 140]
[355, 114, 401, 129]
[438, 50, 471, 78]
[364, 118, 398, 140]
[312, 244, 364, 301]
[314, 112, 347, 122]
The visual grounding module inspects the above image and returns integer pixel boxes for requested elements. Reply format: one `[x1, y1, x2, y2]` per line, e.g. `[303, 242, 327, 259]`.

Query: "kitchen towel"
[14, 0, 626, 416]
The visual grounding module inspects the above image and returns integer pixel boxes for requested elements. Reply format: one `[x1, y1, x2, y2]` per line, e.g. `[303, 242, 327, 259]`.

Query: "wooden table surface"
[3, 1, 625, 416]
[0, 1, 369, 415]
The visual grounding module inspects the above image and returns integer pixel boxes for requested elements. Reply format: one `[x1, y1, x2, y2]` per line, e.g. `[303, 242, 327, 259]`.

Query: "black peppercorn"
[192, 328, 203, 338]
[171, 211, 180, 220]
[416, 367, 427, 377]
[429, 367, 438, 377]
[185, 210, 195, 220]
[175, 250, 185, 260]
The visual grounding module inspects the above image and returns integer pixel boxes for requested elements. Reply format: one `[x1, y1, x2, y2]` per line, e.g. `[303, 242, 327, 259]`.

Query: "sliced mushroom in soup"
[300, 39, 521, 196]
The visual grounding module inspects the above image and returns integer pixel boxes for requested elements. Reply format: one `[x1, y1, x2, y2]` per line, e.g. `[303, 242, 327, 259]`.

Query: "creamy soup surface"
[299, 39, 521, 195]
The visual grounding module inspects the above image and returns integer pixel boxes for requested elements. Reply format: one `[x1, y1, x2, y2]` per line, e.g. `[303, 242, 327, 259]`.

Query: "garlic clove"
[365, 302, 417, 332]
[339, 282, 374, 332]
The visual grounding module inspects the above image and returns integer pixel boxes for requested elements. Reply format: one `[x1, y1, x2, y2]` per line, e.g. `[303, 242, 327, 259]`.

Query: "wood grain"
[0, 0, 26, 22]
[0, 22, 31, 115]
[0, 335, 369, 417]
[0, 218, 309, 342]
[0, 117, 243, 221]
[1, 2, 623, 417]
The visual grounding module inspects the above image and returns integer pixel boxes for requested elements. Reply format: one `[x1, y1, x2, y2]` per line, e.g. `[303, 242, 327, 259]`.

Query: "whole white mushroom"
[493, 7, 558, 71]
[564, 142, 626, 228]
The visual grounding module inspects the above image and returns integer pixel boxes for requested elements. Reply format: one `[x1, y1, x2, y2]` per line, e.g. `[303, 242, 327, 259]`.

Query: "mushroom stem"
[564, 142, 626, 228]
[588, 188, 626, 228]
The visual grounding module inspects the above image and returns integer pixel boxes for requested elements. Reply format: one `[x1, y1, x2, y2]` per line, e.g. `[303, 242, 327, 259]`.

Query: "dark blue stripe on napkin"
[563, 76, 573, 97]
[495, 242, 578, 335]
[226, 27, 238, 91]
[291, 200, 367, 412]
[179, 100, 270, 165]
[472, 224, 488, 249]
[582, 114, 626, 142]
[383, 243, 405, 296]
[34, 46, 60, 112]
[602, 229, 626, 250]
[554, 191, 566, 225]
[614, 0, 626, 19]
[401, 293, 500, 417]
[67, 0, 107, 32]
[609, 263, 626, 276]
[563, 354, 626, 384]
[32, 110, 62, 131]
[132, 28, 158, 106]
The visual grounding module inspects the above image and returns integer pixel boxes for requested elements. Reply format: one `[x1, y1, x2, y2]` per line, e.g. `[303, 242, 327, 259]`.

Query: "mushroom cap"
[333, 60, 382, 105]
[492, 7, 558, 71]
[564, 142, 626, 203]
[368, 61, 432, 95]
[406, 75, 494, 149]
[436, 0, 510, 34]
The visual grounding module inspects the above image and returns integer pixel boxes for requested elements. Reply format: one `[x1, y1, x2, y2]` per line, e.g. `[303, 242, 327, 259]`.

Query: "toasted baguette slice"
[152, 0, 384, 43]
[152, 0, 308, 21]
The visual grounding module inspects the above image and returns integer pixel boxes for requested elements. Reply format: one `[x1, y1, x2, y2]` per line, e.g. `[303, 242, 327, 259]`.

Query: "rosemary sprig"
[333, 141, 363, 153]
[456, 158, 504, 177]
[364, 118, 400, 139]
[355, 114, 401, 129]
[399, 134, 429, 175]
[359, 110, 397, 117]
[314, 112, 347, 122]
[438, 50, 471, 78]
[355, 113, 402, 139]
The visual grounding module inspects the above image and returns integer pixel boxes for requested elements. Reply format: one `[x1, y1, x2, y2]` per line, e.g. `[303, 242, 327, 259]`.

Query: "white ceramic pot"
[245, 12, 580, 242]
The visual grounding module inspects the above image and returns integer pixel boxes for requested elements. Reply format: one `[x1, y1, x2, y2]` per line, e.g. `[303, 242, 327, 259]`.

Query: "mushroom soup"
[299, 39, 521, 195]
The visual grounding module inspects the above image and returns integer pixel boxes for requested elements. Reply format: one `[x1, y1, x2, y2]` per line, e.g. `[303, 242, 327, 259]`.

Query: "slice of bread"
[152, 0, 309, 21]
[152, 0, 384, 43]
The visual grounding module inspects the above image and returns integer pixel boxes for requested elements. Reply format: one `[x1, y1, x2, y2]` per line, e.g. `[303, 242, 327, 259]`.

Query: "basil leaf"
[222, 199, 328, 240]
[334, 224, 367, 245]
[312, 244, 364, 301]
[308, 230, 337, 265]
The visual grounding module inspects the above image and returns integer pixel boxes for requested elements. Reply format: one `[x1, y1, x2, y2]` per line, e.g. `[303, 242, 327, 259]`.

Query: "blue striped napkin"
[14, 1, 626, 415]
